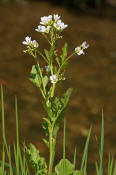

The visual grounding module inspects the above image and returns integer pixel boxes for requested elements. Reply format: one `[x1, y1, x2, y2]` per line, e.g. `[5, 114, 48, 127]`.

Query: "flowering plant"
[1, 13, 116, 175]
[22, 14, 89, 175]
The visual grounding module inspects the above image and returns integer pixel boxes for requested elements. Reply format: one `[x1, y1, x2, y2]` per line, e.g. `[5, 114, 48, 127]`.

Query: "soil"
[0, 1, 116, 174]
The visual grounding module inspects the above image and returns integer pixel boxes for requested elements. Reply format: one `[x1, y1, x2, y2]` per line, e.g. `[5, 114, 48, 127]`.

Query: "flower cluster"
[75, 41, 89, 55]
[22, 15, 89, 86]
[35, 14, 68, 33]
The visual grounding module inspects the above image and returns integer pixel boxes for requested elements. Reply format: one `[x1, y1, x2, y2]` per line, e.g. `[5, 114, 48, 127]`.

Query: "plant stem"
[51, 84, 55, 98]
[48, 130, 56, 175]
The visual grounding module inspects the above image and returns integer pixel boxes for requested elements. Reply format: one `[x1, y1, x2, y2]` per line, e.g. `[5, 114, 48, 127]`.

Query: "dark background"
[0, 0, 116, 174]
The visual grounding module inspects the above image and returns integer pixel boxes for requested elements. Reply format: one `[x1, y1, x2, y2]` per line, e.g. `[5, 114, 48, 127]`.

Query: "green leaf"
[44, 49, 49, 60]
[73, 147, 77, 172]
[56, 57, 60, 67]
[42, 121, 49, 136]
[44, 49, 54, 63]
[29, 65, 42, 88]
[53, 88, 73, 137]
[25, 144, 47, 175]
[25, 144, 40, 164]
[80, 127, 92, 172]
[74, 170, 82, 175]
[55, 159, 74, 175]
[43, 75, 49, 88]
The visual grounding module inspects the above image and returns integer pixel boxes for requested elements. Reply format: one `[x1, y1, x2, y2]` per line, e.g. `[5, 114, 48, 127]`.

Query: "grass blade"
[73, 147, 77, 171]
[63, 120, 66, 159]
[99, 111, 104, 175]
[80, 127, 92, 171]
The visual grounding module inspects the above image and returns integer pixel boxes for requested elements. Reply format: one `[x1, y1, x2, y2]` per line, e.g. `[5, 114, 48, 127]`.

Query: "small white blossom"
[40, 15, 52, 25]
[81, 41, 89, 49]
[50, 75, 58, 84]
[35, 25, 51, 33]
[45, 65, 50, 72]
[53, 20, 68, 31]
[22, 37, 39, 49]
[54, 14, 60, 21]
[22, 36, 32, 46]
[32, 40, 39, 48]
[75, 46, 84, 55]
[75, 41, 89, 55]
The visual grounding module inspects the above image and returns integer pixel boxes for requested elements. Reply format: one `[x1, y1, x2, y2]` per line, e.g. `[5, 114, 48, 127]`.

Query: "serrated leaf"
[25, 144, 40, 164]
[25, 144, 47, 175]
[55, 159, 74, 175]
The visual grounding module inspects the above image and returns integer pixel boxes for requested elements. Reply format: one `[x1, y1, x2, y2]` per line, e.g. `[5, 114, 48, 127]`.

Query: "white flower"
[50, 75, 58, 84]
[75, 41, 89, 55]
[82, 41, 89, 49]
[45, 65, 50, 72]
[54, 14, 60, 21]
[22, 37, 39, 48]
[32, 40, 39, 48]
[45, 26, 51, 33]
[75, 46, 84, 55]
[40, 15, 52, 25]
[53, 20, 68, 31]
[22, 36, 32, 45]
[35, 25, 51, 33]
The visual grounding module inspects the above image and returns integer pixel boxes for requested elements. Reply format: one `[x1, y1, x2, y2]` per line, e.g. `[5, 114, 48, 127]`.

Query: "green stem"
[49, 130, 56, 175]
[66, 52, 75, 62]
[37, 50, 49, 64]
[51, 84, 55, 98]
[57, 52, 75, 76]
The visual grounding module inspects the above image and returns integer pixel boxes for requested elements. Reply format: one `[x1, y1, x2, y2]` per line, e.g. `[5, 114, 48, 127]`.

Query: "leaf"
[25, 144, 47, 175]
[44, 49, 49, 60]
[80, 127, 92, 172]
[53, 88, 73, 137]
[74, 170, 82, 175]
[25, 144, 40, 164]
[42, 121, 49, 136]
[55, 159, 74, 175]
[73, 147, 77, 171]
[29, 65, 42, 88]
[56, 57, 60, 67]
[43, 75, 49, 88]
[44, 49, 54, 63]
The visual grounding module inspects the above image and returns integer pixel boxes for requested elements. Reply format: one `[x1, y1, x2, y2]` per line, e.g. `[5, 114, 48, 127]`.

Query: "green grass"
[0, 85, 116, 175]
[0, 86, 30, 175]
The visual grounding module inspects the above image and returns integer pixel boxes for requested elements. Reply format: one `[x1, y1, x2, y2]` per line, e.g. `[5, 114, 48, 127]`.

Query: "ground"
[0, 1, 116, 173]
